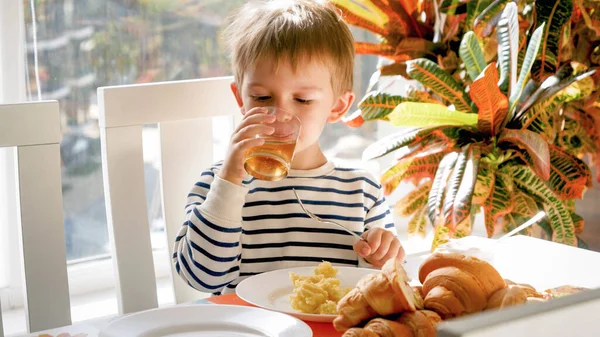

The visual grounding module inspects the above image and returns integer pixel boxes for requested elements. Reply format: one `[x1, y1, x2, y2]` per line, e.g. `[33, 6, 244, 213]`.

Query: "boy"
[172, 0, 404, 295]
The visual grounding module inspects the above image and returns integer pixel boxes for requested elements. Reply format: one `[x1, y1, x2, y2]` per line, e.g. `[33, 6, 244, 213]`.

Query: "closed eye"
[251, 96, 271, 102]
[295, 98, 312, 104]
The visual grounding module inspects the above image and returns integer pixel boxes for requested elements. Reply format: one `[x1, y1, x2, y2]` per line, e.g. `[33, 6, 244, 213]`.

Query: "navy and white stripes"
[172, 161, 397, 294]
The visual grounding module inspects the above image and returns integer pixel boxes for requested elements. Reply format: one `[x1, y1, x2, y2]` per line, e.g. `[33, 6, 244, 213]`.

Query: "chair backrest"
[0, 101, 70, 333]
[97, 76, 240, 314]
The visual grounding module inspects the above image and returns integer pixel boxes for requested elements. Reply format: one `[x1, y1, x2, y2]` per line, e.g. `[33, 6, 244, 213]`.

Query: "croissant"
[486, 285, 528, 310]
[419, 253, 506, 296]
[422, 266, 488, 315]
[363, 318, 413, 337]
[342, 327, 379, 337]
[396, 310, 441, 337]
[334, 259, 417, 332]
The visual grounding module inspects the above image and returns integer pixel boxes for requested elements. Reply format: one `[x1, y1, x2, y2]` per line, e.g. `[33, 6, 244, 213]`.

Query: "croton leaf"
[389, 102, 478, 127]
[390, 38, 441, 61]
[472, 168, 494, 205]
[559, 113, 598, 156]
[511, 165, 577, 246]
[459, 31, 487, 81]
[531, 0, 574, 82]
[405, 87, 443, 104]
[332, 1, 389, 37]
[395, 180, 433, 216]
[454, 213, 475, 238]
[498, 129, 550, 180]
[341, 110, 365, 128]
[358, 92, 419, 121]
[467, 0, 494, 29]
[519, 73, 596, 136]
[515, 66, 596, 122]
[503, 213, 533, 236]
[355, 42, 395, 57]
[407, 58, 475, 113]
[452, 146, 482, 228]
[431, 223, 453, 251]
[380, 63, 409, 77]
[381, 150, 448, 195]
[483, 171, 514, 238]
[509, 23, 546, 115]
[408, 205, 428, 237]
[547, 145, 592, 200]
[443, 145, 471, 228]
[470, 62, 509, 137]
[388, 0, 425, 38]
[472, 0, 512, 37]
[362, 125, 467, 161]
[496, 2, 519, 94]
[441, 0, 464, 14]
[512, 191, 540, 217]
[572, 212, 584, 234]
[428, 152, 460, 225]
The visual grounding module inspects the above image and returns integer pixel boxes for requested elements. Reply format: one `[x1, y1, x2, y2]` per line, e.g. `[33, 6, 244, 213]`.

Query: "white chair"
[98, 76, 240, 314]
[0, 101, 70, 333]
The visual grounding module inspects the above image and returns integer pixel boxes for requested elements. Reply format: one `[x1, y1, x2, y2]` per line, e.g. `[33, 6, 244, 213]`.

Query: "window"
[1, 2, 382, 332]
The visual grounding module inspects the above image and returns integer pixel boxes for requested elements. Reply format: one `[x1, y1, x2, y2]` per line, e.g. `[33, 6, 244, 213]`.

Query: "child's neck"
[290, 143, 328, 170]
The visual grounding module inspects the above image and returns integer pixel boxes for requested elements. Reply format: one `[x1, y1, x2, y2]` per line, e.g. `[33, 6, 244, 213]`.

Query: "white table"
[25, 235, 600, 337]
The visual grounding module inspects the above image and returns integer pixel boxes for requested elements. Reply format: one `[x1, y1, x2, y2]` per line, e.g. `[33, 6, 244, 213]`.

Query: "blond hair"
[223, 0, 354, 95]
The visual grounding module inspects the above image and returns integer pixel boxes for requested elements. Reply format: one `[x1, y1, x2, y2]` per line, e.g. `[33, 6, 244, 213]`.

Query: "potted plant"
[333, 0, 596, 249]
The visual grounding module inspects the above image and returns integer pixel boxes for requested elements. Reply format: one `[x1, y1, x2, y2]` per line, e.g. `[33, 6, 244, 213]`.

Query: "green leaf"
[452, 146, 482, 227]
[572, 212, 584, 234]
[473, 0, 512, 37]
[380, 151, 448, 196]
[515, 67, 597, 122]
[362, 125, 464, 161]
[389, 102, 478, 127]
[472, 168, 494, 205]
[509, 23, 545, 115]
[483, 172, 514, 238]
[532, 0, 574, 82]
[512, 191, 540, 217]
[467, 0, 494, 29]
[470, 62, 510, 136]
[408, 205, 428, 237]
[496, 2, 519, 94]
[519, 72, 596, 134]
[358, 92, 419, 121]
[407, 58, 474, 113]
[395, 181, 433, 217]
[511, 165, 577, 246]
[498, 129, 550, 180]
[459, 31, 487, 81]
[432, 224, 452, 251]
[441, 0, 463, 14]
[428, 152, 460, 226]
[443, 145, 471, 228]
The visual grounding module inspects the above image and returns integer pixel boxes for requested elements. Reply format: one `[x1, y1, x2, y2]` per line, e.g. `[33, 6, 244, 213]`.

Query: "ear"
[230, 81, 244, 111]
[327, 90, 355, 123]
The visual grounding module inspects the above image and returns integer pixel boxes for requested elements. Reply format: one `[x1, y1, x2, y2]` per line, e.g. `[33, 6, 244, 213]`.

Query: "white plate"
[236, 266, 374, 322]
[98, 304, 312, 337]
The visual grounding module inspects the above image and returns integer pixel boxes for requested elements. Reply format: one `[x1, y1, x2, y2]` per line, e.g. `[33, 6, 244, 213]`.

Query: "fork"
[292, 188, 366, 241]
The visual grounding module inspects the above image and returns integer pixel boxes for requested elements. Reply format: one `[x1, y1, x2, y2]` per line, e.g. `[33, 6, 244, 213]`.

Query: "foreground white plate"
[236, 266, 374, 323]
[99, 304, 312, 337]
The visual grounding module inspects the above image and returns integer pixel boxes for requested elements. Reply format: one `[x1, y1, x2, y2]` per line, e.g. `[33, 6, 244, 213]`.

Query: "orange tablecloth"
[207, 293, 343, 337]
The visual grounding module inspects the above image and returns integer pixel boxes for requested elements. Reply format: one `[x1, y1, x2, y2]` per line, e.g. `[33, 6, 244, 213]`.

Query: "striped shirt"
[172, 160, 396, 294]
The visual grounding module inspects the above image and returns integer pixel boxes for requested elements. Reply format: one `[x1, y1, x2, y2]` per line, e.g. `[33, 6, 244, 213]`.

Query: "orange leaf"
[355, 42, 395, 56]
[470, 62, 509, 137]
[483, 172, 514, 238]
[341, 110, 365, 128]
[498, 129, 551, 180]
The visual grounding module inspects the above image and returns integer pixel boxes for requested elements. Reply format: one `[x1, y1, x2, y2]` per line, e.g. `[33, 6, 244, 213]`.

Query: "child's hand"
[353, 228, 405, 268]
[218, 107, 276, 185]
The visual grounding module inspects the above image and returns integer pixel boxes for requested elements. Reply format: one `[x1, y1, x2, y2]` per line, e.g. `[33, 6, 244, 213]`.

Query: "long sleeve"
[172, 166, 248, 294]
[358, 177, 398, 268]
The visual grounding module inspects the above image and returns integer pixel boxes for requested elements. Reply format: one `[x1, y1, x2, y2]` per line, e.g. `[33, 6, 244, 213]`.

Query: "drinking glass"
[243, 107, 301, 181]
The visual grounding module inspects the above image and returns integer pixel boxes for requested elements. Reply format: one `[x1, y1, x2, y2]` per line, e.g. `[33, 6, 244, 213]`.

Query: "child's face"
[231, 56, 354, 154]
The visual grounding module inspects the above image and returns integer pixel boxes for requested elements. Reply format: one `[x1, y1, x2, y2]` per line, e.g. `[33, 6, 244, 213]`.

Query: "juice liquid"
[244, 140, 296, 181]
